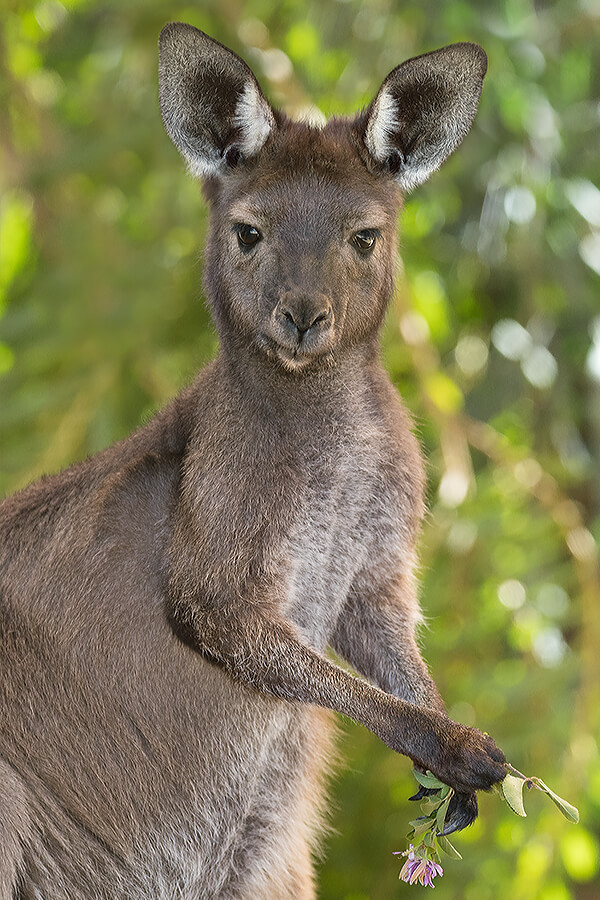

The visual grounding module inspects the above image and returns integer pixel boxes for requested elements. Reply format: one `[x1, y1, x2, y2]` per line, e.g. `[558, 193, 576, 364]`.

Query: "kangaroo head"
[158, 23, 486, 373]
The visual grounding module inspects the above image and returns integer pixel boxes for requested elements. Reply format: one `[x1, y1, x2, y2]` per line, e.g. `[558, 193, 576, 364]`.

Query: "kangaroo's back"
[0, 24, 507, 900]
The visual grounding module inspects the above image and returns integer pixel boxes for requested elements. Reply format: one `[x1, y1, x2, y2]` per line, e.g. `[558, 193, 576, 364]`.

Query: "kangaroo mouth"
[260, 304, 337, 371]
[258, 328, 336, 372]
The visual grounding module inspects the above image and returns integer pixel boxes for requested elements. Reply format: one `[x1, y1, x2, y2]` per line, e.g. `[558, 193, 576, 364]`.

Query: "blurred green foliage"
[1, 0, 599, 897]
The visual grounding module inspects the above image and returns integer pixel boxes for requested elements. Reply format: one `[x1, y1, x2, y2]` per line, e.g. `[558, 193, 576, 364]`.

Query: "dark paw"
[455, 727, 507, 792]
[409, 785, 478, 834]
[407, 711, 507, 797]
[432, 723, 507, 794]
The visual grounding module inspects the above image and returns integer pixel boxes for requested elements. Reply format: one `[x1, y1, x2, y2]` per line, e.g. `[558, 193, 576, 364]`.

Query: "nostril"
[280, 307, 300, 335]
[277, 301, 333, 339]
[312, 307, 332, 327]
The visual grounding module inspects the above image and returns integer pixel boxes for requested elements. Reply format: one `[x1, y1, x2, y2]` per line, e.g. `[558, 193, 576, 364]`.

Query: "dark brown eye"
[352, 229, 379, 253]
[235, 224, 261, 250]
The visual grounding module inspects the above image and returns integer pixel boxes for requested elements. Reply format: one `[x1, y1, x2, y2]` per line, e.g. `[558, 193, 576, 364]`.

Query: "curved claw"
[407, 785, 478, 834]
[442, 791, 478, 834]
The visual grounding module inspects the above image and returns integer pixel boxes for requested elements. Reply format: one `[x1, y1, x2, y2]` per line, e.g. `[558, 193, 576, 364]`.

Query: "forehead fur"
[205, 115, 402, 221]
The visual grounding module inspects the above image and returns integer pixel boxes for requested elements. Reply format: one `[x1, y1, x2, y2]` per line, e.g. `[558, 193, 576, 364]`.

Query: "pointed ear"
[158, 23, 276, 178]
[362, 43, 487, 191]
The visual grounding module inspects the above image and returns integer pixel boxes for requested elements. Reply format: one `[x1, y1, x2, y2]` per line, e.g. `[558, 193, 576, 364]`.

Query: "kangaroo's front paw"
[412, 713, 507, 796]
[437, 722, 506, 794]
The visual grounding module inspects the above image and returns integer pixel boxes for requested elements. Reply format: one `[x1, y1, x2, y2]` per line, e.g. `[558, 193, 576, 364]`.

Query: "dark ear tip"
[437, 42, 487, 80]
[159, 21, 183, 43]
[159, 22, 185, 54]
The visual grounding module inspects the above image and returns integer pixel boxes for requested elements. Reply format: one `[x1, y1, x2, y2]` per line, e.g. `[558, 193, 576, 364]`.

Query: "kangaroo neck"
[214, 332, 383, 430]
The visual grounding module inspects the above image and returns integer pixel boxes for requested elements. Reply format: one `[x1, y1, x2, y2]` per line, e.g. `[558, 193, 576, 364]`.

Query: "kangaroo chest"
[280, 418, 404, 648]
[183, 372, 420, 651]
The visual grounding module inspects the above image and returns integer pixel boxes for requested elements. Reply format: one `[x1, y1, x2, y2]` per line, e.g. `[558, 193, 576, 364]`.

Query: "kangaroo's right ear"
[158, 23, 276, 179]
[362, 42, 487, 192]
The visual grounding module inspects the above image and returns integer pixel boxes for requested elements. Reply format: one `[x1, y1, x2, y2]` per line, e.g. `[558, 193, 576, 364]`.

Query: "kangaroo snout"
[276, 292, 333, 339]
[271, 292, 335, 366]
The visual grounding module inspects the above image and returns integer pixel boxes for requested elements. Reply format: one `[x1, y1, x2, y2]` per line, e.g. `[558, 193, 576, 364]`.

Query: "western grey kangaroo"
[0, 23, 507, 899]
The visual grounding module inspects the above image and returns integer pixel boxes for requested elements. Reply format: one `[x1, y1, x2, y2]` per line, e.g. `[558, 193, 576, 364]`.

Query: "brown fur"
[0, 25, 506, 898]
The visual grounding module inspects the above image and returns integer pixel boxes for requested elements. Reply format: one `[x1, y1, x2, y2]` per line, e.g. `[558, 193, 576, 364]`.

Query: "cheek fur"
[336, 250, 394, 343]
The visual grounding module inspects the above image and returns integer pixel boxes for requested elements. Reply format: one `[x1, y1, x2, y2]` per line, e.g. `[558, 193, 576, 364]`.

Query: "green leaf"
[420, 796, 443, 815]
[501, 773, 527, 817]
[436, 795, 452, 834]
[531, 778, 580, 823]
[437, 835, 463, 860]
[424, 830, 436, 849]
[413, 769, 446, 789]
[410, 817, 436, 836]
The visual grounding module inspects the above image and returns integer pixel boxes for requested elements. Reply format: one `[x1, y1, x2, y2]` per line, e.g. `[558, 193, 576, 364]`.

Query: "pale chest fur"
[280, 412, 418, 649]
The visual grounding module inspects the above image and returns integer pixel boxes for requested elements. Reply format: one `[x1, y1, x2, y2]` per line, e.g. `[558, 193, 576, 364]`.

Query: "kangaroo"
[0, 22, 507, 900]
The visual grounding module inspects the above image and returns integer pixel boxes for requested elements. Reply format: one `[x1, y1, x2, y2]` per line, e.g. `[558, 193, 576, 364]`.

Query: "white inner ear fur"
[233, 82, 275, 157]
[180, 81, 275, 180]
[364, 82, 465, 192]
[395, 163, 437, 193]
[181, 136, 219, 180]
[364, 87, 397, 163]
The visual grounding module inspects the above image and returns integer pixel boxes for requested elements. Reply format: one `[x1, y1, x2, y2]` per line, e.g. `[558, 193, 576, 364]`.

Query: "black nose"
[277, 294, 332, 339]
[280, 305, 331, 336]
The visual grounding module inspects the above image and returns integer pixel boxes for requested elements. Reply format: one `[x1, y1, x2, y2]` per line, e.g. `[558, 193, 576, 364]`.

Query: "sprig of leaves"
[406, 769, 462, 861]
[395, 766, 579, 887]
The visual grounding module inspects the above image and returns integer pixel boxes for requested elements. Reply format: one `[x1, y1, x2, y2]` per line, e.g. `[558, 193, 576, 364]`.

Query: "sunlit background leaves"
[1, 1, 599, 897]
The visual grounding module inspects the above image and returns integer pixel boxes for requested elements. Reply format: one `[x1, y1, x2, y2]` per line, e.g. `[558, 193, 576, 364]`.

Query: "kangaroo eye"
[352, 229, 379, 253]
[235, 224, 261, 250]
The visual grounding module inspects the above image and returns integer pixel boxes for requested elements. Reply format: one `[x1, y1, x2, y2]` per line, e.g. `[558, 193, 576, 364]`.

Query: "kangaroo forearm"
[168, 600, 441, 761]
[335, 638, 444, 710]
[168, 598, 507, 792]
[171, 599, 376, 713]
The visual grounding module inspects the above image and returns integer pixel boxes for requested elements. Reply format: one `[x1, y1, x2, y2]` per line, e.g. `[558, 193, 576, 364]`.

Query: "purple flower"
[394, 845, 443, 887]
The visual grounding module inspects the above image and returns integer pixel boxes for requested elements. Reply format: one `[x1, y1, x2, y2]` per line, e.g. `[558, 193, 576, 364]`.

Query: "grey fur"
[364, 42, 487, 190]
[0, 24, 505, 899]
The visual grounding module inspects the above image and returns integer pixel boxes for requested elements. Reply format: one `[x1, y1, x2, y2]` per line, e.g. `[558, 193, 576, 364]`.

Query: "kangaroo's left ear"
[362, 42, 487, 191]
[158, 23, 276, 179]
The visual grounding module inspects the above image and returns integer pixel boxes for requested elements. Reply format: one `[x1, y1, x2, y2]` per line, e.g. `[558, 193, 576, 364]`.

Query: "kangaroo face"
[205, 123, 401, 372]
[159, 24, 487, 373]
